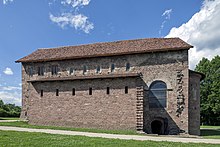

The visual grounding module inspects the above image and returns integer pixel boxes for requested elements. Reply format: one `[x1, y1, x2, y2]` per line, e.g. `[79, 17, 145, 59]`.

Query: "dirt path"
[0, 126, 220, 144]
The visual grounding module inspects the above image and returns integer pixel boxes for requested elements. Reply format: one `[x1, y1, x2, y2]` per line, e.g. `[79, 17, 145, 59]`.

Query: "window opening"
[69, 68, 74, 75]
[72, 88, 75, 96]
[29, 67, 33, 77]
[107, 87, 110, 94]
[89, 88, 92, 95]
[38, 66, 44, 76]
[40, 90, 43, 97]
[125, 86, 128, 94]
[111, 64, 115, 72]
[51, 65, 58, 75]
[83, 65, 87, 75]
[149, 81, 167, 108]
[96, 65, 101, 73]
[56, 89, 59, 96]
[126, 63, 130, 71]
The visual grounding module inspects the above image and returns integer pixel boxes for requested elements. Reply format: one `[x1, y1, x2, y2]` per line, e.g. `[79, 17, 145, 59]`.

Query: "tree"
[0, 99, 21, 117]
[195, 55, 220, 125]
[0, 99, 8, 117]
[0, 99, 4, 108]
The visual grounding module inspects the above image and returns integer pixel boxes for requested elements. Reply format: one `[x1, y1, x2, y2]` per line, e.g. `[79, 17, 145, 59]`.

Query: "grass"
[0, 130, 218, 147]
[0, 121, 220, 139]
[0, 117, 19, 120]
[0, 121, 139, 135]
[201, 126, 220, 129]
[200, 125, 220, 139]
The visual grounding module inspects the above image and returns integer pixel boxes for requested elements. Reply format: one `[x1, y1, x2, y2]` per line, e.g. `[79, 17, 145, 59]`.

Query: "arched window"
[110, 64, 115, 72]
[126, 63, 130, 71]
[96, 65, 101, 73]
[38, 66, 44, 76]
[149, 81, 167, 108]
[69, 68, 75, 75]
[83, 65, 87, 75]
[29, 67, 33, 77]
[51, 65, 58, 75]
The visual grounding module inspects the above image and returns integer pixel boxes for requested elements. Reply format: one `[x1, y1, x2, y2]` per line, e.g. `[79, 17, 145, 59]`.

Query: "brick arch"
[150, 117, 167, 135]
[146, 78, 172, 90]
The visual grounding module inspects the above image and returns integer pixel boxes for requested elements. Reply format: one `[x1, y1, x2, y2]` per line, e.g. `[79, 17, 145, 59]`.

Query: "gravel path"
[0, 120, 19, 122]
[0, 126, 220, 144]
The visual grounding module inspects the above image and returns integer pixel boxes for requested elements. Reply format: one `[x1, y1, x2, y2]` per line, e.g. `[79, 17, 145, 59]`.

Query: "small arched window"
[149, 81, 167, 108]
[126, 63, 130, 71]
[29, 67, 33, 77]
[83, 65, 87, 75]
[96, 65, 101, 73]
[51, 65, 58, 75]
[38, 66, 44, 76]
[69, 68, 75, 75]
[110, 64, 115, 72]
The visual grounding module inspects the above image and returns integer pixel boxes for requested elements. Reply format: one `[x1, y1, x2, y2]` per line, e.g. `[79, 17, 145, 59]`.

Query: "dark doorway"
[151, 120, 163, 134]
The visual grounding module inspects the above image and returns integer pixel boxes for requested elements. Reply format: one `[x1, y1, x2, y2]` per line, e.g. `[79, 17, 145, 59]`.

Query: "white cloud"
[3, 67, 13, 75]
[50, 13, 94, 33]
[159, 9, 172, 35]
[50, 0, 93, 33]
[0, 86, 21, 91]
[0, 91, 21, 106]
[0, 84, 21, 106]
[162, 9, 172, 20]
[61, 0, 90, 8]
[166, 0, 220, 69]
[2, 0, 13, 5]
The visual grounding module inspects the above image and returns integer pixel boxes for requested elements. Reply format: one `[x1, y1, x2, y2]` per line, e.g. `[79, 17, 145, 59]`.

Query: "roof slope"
[189, 70, 205, 81]
[16, 38, 193, 63]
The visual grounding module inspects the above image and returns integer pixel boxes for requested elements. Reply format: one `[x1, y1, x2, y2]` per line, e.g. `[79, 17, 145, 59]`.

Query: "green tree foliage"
[0, 99, 21, 117]
[195, 55, 220, 125]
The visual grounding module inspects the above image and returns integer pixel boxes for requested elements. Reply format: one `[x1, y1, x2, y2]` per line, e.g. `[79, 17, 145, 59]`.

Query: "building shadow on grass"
[200, 129, 220, 136]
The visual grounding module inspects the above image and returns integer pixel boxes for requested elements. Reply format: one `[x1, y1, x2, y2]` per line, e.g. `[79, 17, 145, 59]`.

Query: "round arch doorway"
[151, 119, 164, 135]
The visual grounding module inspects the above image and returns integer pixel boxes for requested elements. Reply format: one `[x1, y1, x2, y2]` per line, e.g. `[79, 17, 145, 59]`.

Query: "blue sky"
[0, 0, 219, 105]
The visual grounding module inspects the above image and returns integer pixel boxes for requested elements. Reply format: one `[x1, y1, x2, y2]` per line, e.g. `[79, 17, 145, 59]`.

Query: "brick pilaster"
[136, 86, 144, 131]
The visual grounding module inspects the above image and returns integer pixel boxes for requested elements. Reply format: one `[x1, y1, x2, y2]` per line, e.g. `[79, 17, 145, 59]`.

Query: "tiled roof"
[16, 38, 193, 63]
[189, 70, 205, 81]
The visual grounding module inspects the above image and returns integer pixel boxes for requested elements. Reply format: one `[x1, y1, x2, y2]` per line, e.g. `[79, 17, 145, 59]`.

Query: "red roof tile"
[16, 38, 193, 63]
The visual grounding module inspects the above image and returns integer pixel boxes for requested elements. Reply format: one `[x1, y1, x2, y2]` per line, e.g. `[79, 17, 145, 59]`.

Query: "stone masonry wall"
[21, 49, 190, 133]
[131, 50, 189, 134]
[28, 78, 137, 130]
[189, 72, 201, 135]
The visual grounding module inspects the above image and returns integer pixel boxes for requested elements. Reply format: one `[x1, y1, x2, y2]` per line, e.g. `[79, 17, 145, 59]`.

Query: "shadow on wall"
[31, 77, 138, 93]
[143, 80, 181, 135]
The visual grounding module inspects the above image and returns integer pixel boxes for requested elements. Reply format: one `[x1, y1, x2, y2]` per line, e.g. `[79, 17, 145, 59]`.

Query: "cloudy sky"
[0, 0, 219, 105]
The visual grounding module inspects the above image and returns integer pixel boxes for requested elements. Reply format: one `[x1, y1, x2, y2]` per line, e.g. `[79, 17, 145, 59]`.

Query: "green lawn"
[201, 126, 220, 129]
[0, 130, 218, 147]
[0, 121, 220, 139]
[0, 121, 139, 135]
[200, 125, 220, 139]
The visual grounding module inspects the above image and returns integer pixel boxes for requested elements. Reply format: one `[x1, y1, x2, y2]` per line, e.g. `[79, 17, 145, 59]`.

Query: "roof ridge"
[37, 37, 181, 50]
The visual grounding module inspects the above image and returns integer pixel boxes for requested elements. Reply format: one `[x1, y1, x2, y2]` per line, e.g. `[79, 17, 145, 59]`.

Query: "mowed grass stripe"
[0, 121, 220, 139]
[0, 121, 139, 135]
[0, 130, 218, 147]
